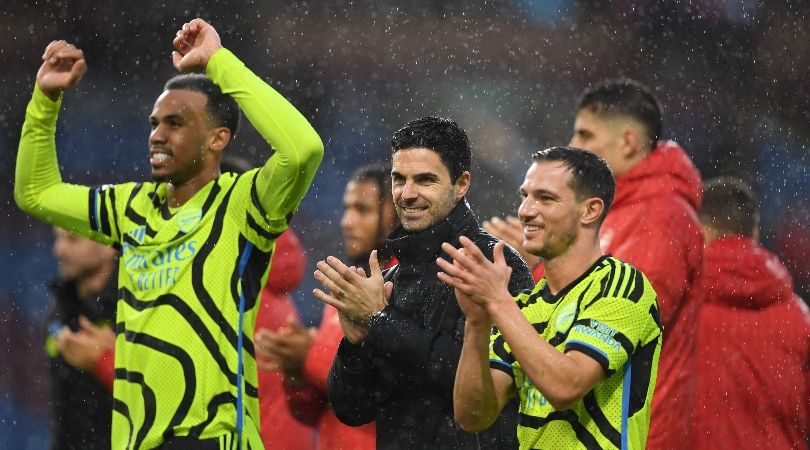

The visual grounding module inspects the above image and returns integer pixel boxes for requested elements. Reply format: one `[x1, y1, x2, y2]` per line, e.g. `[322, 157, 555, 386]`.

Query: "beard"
[534, 226, 579, 260]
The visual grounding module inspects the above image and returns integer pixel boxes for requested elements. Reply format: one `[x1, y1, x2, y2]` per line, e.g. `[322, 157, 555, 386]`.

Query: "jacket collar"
[387, 199, 478, 265]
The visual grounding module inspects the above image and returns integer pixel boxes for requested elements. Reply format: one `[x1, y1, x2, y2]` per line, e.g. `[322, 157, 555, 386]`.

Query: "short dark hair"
[391, 116, 471, 182]
[532, 146, 615, 223]
[577, 79, 663, 150]
[700, 177, 759, 237]
[164, 74, 241, 139]
[350, 163, 392, 198]
[348, 162, 399, 264]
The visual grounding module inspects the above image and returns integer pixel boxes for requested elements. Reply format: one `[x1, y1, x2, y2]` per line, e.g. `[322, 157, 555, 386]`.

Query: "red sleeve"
[301, 306, 343, 391]
[284, 381, 328, 427]
[607, 208, 702, 329]
[282, 307, 343, 426]
[94, 347, 115, 393]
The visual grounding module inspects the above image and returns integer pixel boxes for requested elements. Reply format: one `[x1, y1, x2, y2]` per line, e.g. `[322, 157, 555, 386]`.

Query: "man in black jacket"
[313, 116, 534, 449]
[46, 228, 118, 450]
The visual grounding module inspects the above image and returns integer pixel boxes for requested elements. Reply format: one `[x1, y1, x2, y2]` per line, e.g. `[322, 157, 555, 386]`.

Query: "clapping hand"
[436, 237, 513, 325]
[312, 251, 392, 342]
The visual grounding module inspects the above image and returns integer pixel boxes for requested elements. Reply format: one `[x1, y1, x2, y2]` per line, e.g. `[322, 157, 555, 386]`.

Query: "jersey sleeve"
[565, 265, 659, 375]
[15, 85, 126, 247]
[489, 326, 516, 378]
[205, 49, 323, 240]
[489, 290, 536, 378]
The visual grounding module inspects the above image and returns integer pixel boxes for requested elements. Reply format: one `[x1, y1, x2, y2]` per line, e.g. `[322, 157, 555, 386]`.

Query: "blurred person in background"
[15, 18, 323, 448]
[253, 229, 317, 449]
[46, 228, 117, 449]
[315, 117, 534, 449]
[485, 79, 703, 449]
[255, 163, 398, 449]
[692, 177, 809, 449]
[220, 155, 316, 449]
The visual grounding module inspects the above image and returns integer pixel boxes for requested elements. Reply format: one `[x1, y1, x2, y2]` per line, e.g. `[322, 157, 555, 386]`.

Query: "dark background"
[1, 1, 807, 447]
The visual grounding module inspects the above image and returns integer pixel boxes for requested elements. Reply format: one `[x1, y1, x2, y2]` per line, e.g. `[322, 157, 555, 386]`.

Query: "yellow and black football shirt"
[490, 256, 662, 450]
[16, 48, 323, 449]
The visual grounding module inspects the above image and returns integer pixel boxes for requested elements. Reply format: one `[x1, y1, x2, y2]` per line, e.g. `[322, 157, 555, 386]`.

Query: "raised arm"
[15, 41, 117, 244]
[174, 19, 324, 221]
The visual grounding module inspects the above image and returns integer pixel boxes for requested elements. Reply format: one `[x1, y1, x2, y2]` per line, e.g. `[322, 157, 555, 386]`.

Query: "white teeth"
[151, 153, 170, 162]
[524, 225, 541, 232]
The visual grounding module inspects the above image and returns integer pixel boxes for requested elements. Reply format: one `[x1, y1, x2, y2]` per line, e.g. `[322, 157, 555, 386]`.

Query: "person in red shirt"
[692, 177, 810, 449]
[485, 79, 704, 449]
[255, 164, 398, 450]
[254, 229, 317, 449]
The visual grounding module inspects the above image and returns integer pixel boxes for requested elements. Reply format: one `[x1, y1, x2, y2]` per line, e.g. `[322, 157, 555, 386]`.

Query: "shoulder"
[595, 257, 658, 303]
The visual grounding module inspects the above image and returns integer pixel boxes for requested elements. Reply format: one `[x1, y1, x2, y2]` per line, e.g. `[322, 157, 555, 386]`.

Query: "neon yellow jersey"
[16, 49, 323, 449]
[490, 256, 662, 450]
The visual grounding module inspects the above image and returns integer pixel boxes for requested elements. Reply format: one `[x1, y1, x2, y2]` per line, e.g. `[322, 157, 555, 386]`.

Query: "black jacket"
[45, 275, 117, 450]
[327, 201, 534, 449]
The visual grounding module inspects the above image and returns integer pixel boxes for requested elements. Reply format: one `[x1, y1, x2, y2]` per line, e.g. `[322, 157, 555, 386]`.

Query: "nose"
[150, 124, 167, 145]
[517, 196, 536, 223]
[341, 210, 354, 232]
[568, 135, 579, 148]
[399, 180, 419, 201]
[52, 237, 67, 260]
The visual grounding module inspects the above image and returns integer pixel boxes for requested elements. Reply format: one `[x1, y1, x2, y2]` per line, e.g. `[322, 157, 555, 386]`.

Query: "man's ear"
[209, 127, 231, 154]
[621, 122, 654, 160]
[454, 171, 471, 201]
[621, 127, 642, 159]
[581, 197, 605, 226]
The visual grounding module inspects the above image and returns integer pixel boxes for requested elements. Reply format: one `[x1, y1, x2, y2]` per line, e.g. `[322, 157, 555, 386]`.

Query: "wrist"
[485, 292, 516, 319]
[367, 306, 389, 328]
[464, 317, 492, 333]
[34, 84, 62, 103]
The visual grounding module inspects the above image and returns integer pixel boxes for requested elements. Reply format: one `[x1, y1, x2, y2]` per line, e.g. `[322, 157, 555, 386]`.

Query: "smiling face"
[391, 147, 470, 232]
[148, 89, 217, 184]
[518, 161, 584, 260]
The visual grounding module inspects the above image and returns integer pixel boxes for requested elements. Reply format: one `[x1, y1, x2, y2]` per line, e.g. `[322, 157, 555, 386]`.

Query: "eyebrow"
[523, 187, 560, 198]
[391, 170, 441, 181]
[149, 113, 185, 122]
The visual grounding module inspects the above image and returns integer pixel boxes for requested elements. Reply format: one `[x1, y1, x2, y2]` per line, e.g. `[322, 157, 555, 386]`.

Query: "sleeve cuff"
[205, 48, 241, 80]
[565, 341, 611, 375]
[490, 359, 515, 379]
[337, 337, 371, 373]
[364, 304, 408, 354]
[29, 84, 62, 121]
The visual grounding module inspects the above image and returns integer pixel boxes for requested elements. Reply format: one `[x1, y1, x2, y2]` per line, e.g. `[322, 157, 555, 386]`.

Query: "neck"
[541, 237, 603, 295]
[166, 170, 218, 208]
